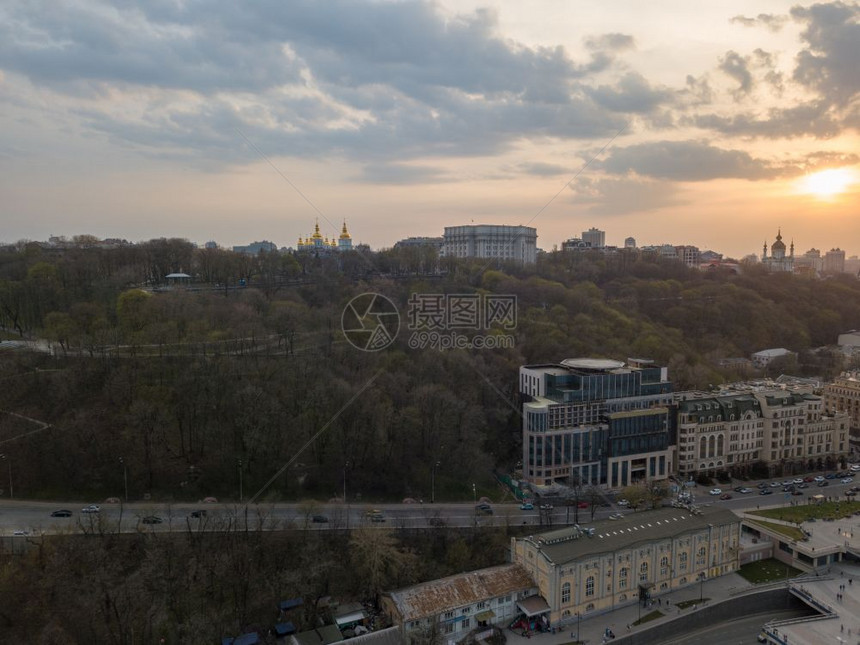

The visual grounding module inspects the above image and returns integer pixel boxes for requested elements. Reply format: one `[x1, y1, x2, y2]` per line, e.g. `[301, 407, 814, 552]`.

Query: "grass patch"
[748, 501, 860, 524]
[632, 610, 664, 625]
[676, 599, 709, 609]
[746, 519, 806, 541]
[737, 558, 803, 584]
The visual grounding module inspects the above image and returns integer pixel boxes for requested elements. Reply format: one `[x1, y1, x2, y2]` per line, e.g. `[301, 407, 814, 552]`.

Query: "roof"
[752, 348, 793, 358]
[280, 598, 304, 611]
[520, 506, 740, 565]
[384, 563, 535, 622]
[291, 625, 344, 645]
[345, 627, 403, 645]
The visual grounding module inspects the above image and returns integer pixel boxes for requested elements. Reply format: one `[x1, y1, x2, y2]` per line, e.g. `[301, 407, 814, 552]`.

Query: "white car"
[617, 499, 630, 507]
[841, 477, 854, 484]
[709, 488, 722, 495]
[793, 478, 804, 485]
[814, 476, 825, 483]
[81, 504, 101, 514]
[12, 530, 28, 536]
[609, 513, 624, 520]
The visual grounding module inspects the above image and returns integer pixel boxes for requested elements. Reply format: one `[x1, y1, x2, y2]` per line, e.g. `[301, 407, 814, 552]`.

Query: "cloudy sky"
[1, 0, 858, 258]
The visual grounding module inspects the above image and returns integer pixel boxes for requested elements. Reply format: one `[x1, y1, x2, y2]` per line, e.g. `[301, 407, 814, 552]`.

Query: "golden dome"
[339, 220, 352, 240]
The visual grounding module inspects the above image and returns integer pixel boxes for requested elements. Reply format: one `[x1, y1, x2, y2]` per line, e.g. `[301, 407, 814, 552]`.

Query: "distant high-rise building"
[581, 227, 605, 249]
[675, 245, 700, 267]
[561, 237, 589, 251]
[233, 240, 277, 255]
[824, 248, 846, 274]
[624, 236, 636, 249]
[443, 225, 537, 264]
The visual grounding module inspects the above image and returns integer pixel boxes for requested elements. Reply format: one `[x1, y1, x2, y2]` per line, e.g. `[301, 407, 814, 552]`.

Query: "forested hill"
[0, 240, 858, 501]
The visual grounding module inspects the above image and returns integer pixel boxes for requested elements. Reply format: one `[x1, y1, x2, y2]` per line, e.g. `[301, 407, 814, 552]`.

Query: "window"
[619, 568, 628, 589]
[561, 582, 571, 604]
[586, 576, 595, 597]
[661, 555, 669, 576]
[679, 553, 688, 571]
[444, 611, 454, 620]
[463, 618, 470, 629]
[697, 547, 706, 566]
[640, 562, 649, 582]
[462, 607, 471, 615]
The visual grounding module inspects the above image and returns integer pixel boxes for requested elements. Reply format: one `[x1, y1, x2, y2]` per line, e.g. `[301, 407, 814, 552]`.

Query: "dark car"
[311, 515, 329, 523]
[141, 516, 163, 524]
[791, 490, 804, 496]
[428, 517, 446, 527]
[818, 481, 829, 487]
[370, 513, 386, 523]
[51, 509, 73, 518]
[190, 510, 207, 518]
[475, 504, 493, 516]
[759, 489, 773, 495]
[825, 473, 837, 479]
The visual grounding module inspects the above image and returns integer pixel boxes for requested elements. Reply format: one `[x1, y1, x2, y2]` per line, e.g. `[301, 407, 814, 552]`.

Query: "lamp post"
[576, 612, 581, 643]
[431, 460, 440, 503]
[237, 458, 243, 503]
[119, 456, 128, 502]
[472, 482, 477, 505]
[0, 454, 11, 499]
[699, 573, 705, 603]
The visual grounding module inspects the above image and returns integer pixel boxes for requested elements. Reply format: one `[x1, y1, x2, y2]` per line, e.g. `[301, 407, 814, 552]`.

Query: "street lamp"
[237, 458, 243, 503]
[431, 460, 440, 503]
[472, 483, 477, 505]
[576, 612, 581, 642]
[119, 456, 128, 502]
[699, 573, 706, 603]
[0, 454, 11, 499]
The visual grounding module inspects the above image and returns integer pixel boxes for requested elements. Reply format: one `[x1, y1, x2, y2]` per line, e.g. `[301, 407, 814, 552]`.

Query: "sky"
[1, 0, 858, 259]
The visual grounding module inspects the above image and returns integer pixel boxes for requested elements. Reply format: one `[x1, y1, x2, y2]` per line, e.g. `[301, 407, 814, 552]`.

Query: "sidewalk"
[505, 572, 755, 644]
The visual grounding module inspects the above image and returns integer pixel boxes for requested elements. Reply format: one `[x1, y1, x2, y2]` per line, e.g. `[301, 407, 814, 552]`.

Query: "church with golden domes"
[296, 220, 353, 253]
[761, 229, 794, 273]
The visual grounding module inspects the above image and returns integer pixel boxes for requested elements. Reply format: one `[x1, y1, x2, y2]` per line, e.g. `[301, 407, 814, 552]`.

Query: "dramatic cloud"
[719, 51, 754, 98]
[692, 100, 843, 139]
[791, 1, 860, 105]
[730, 13, 789, 31]
[597, 140, 796, 181]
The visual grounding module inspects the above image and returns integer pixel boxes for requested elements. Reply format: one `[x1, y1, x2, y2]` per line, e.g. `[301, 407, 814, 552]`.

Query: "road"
[660, 608, 813, 645]
[0, 472, 856, 536]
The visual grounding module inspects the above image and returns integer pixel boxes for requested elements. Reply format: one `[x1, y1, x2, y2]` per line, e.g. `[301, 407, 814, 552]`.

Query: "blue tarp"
[274, 622, 297, 636]
[233, 634, 260, 645]
[279, 598, 303, 611]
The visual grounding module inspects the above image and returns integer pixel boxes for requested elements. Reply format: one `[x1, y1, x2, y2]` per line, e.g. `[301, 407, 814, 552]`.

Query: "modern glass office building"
[520, 358, 673, 487]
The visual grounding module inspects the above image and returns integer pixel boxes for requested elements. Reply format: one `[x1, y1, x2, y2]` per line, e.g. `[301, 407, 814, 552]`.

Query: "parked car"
[617, 499, 630, 507]
[818, 481, 829, 487]
[428, 517, 446, 527]
[609, 513, 624, 520]
[804, 476, 815, 482]
[814, 476, 825, 483]
[791, 490, 804, 496]
[520, 503, 534, 510]
[475, 504, 493, 516]
[739, 487, 752, 494]
[719, 493, 732, 500]
[759, 489, 773, 496]
[577, 501, 589, 509]
[50, 509, 73, 517]
[13, 530, 29, 536]
[825, 473, 837, 479]
[841, 477, 854, 484]
[793, 478, 804, 485]
[797, 483, 809, 489]
[370, 513, 386, 523]
[311, 515, 329, 523]
[709, 488, 722, 496]
[846, 491, 856, 497]
[81, 505, 100, 514]
[190, 509, 207, 518]
[141, 516, 163, 524]
[769, 482, 781, 488]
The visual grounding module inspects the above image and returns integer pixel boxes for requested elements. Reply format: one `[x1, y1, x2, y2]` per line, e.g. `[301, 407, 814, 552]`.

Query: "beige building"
[510, 507, 740, 627]
[675, 389, 849, 477]
[824, 371, 860, 439]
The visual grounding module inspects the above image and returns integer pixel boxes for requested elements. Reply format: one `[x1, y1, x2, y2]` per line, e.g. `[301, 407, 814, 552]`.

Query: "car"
[804, 476, 815, 482]
[475, 504, 493, 516]
[851, 486, 860, 493]
[846, 491, 857, 497]
[825, 473, 837, 479]
[539, 503, 554, 510]
[577, 501, 589, 509]
[520, 503, 534, 511]
[783, 480, 794, 487]
[311, 515, 329, 523]
[769, 482, 781, 488]
[719, 493, 732, 500]
[141, 516, 163, 524]
[733, 486, 745, 493]
[609, 513, 624, 520]
[739, 487, 752, 494]
[190, 509, 207, 518]
[759, 489, 773, 496]
[709, 488, 722, 496]
[364, 508, 383, 517]
[12, 530, 29, 536]
[841, 477, 854, 484]
[814, 476, 825, 483]
[370, 513, 386, 523]
[81, 505, 100, 514]
[797, 482, 809, 489]
[793, 478, 804, 485]
[617, 499, 630, 507]
[791, 490, 804, 496]
[428, 517, 446, 527]
[50, 509, 73, 518]
[818, 481, 829, 487]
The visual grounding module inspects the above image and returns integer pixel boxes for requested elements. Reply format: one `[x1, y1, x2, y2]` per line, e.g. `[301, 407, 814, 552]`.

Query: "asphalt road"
[0, 471, 856, 536]
[660, 608, 813, 645]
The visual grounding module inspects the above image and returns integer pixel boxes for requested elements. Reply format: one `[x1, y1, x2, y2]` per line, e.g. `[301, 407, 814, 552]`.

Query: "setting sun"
[799, 167, 857, 198]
